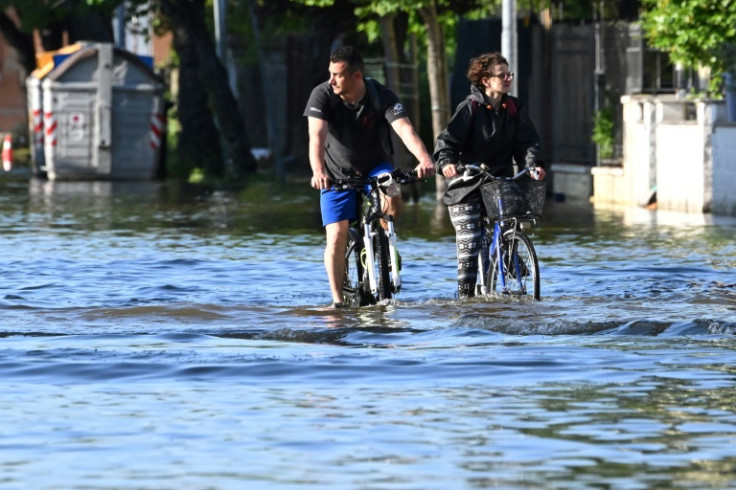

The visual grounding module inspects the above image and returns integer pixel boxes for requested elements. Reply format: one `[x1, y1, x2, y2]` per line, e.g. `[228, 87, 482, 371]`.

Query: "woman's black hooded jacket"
[433, 84, 543, 204]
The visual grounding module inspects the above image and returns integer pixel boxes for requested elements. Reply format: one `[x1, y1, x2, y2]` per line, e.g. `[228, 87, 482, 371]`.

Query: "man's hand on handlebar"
[413, 158, 436, 179]
[311, 171, 331, 190]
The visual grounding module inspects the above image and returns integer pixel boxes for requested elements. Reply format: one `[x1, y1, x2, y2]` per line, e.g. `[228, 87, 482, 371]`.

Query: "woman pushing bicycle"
[433, 52, 546, 300]
[304, 45, 435, 308]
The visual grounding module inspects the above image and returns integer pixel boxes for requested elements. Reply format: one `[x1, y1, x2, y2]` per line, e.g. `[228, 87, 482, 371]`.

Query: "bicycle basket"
[518, 179, 547, 217]
[480, 179, 546, 220]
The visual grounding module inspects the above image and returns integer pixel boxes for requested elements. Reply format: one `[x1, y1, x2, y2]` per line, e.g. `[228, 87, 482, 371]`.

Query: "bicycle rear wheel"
[487, 229, 540, 300]
[343, 228, 374, 306]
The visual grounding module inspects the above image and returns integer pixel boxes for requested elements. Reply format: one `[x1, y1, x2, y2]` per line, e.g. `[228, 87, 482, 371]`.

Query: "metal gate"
[549, 24, 596, 164]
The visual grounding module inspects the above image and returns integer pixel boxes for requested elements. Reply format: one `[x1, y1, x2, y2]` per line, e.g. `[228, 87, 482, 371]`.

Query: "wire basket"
[480, 179, 546, 220]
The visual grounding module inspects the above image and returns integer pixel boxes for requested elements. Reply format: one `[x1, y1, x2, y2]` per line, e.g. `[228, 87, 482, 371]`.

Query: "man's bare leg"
[324, 220, 349, 305]
[382, 193, 402, 230]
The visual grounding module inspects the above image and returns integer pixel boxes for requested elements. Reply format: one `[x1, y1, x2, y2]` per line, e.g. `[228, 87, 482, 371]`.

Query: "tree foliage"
[640, 0, 736, 93]
[1, 0, 112, 31]
[0, 0, 256, 181]
[1, 0, 116, 73]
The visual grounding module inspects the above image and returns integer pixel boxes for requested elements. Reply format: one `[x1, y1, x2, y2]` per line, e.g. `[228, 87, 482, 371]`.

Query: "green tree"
[640, 0, 736, 93]
[0, 0, 114, 74]
[157, 0, 256, 180]
[0, 0, 257, 181]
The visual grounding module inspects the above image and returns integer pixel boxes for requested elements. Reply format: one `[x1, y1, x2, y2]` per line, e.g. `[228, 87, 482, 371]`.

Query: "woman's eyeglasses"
[489, 72, 515, 81]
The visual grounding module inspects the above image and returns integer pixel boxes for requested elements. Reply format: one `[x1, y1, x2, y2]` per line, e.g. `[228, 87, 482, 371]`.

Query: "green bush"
[592, 107, 614, 160]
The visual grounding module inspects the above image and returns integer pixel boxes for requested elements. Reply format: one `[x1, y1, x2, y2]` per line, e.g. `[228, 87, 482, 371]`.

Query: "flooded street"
[1, 174, 735, 489]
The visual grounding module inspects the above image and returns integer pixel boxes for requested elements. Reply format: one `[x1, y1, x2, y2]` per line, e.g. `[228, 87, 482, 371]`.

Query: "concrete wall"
[625, 96, 657, 206]
[712, 119, 736, 216]
[655, 121, 704, 213]
[592, 95, 736, 216]
[592, 96, 656, 207]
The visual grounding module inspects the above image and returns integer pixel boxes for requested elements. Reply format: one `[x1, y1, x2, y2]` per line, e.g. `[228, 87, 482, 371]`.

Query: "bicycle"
[457, 164, 546, 300]
[330, 169, 425, 306]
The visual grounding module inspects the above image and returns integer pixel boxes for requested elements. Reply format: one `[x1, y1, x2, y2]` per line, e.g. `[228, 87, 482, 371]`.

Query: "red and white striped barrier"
[32, 109, 44, 145]
[149, 113, 165, 149]
[44, 112, 57, 147]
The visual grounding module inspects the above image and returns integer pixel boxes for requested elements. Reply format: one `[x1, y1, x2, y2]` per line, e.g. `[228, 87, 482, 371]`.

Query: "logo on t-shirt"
[308, 106, 322, 114]
[390, 103, 404, 116]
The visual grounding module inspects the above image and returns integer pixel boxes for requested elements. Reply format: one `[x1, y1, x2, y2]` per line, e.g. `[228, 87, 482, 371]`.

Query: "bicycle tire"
[486, 229, 540, 300]
[343, 229, 374, 306]
[373, 227, 393, 302]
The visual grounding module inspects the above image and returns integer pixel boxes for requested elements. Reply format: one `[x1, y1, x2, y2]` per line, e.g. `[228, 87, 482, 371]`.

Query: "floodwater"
[1, 174, 735, 489]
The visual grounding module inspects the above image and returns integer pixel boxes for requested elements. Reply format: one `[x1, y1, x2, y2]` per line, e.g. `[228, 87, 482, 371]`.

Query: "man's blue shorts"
[320, 162, 394, 227]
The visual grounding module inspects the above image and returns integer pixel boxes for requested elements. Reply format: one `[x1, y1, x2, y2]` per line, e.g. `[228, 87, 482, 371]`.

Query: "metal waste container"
[33, 42, 165, 180]
[26, 42, 86, 176]
[26, 75, 45, 175]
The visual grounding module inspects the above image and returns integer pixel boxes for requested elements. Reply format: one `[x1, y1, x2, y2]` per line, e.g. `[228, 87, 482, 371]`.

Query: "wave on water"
[0, 295, 733, 386]
[1, 288, 735, 336]
[452, 314, 736, 336]
[2, 309, 734, 345]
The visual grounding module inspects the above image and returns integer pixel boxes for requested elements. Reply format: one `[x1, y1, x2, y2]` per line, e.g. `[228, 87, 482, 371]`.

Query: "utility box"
[29, 42, 165, 180]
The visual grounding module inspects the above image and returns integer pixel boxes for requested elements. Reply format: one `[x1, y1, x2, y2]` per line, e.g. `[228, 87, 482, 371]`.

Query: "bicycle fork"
[494, 222, 509, 292]
[362, 223, 378, 294]
[386, 221, 400, 292]
[482, 221, 509, 293]
[493, 221, 526, 294]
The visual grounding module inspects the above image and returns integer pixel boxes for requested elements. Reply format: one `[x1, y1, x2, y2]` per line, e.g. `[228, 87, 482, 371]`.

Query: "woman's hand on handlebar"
[530, 166, 546, 180]
[445, 163, 545, 180]
[442, 164, 459, 179]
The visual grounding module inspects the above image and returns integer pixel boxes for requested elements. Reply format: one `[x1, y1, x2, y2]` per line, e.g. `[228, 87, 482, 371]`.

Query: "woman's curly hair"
[466, 52, 509, 88]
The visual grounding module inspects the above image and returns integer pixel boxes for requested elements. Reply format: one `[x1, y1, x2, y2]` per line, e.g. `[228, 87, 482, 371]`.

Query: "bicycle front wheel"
[487, 229, 540, 300]
[343, 228, 374, 306]
[373, 227, 393, 302]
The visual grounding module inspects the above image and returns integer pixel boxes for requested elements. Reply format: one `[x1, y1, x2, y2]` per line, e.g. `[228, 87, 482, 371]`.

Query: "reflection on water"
[0, 174, 735, 489]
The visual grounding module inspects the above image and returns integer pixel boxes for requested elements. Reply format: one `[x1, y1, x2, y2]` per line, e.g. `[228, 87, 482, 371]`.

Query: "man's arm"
[389, 117, 435, 178]
[308, 117, 331, 189]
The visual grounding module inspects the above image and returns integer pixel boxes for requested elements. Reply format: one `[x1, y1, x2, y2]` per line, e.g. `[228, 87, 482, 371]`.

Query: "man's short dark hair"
[329, 45, 365, 75]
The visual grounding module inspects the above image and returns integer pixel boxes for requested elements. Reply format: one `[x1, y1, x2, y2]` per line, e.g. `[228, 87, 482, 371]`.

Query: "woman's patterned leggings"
[448, 192, 484, 291]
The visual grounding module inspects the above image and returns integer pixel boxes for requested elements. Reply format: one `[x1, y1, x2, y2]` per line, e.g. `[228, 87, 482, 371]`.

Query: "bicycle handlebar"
[456, 163, 535, 181]
[330, 169, 424, 191]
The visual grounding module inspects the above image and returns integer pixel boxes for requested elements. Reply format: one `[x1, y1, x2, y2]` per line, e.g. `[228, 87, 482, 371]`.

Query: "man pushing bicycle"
[304, 45, 435, 308]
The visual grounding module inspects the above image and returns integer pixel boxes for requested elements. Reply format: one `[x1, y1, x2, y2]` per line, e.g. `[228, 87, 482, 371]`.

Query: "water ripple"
[2, 178, 736, 489]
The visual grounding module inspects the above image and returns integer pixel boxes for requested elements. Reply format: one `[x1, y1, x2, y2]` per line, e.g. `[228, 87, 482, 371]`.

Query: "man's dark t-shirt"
[304, 79, 408, 179]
